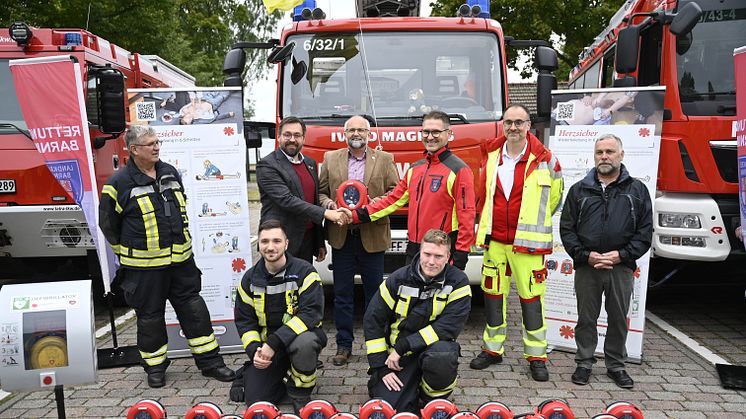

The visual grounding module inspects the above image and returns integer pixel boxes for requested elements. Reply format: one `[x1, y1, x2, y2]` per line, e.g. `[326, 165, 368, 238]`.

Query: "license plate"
[387, 239, 407, 254]
[0, 179, 15, 193]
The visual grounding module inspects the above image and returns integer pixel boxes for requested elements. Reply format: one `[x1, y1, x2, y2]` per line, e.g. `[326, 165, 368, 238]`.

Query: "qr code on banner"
[555, 101, 575, 122]
[135, 101, 157, 122]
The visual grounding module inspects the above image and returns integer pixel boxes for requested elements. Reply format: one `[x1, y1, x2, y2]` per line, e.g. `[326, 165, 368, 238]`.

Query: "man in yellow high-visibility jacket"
[469, 104, 563, 382]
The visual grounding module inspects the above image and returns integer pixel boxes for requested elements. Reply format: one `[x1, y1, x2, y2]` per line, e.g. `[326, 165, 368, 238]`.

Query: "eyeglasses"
[345, 128, 370, 134]
[281, 132, 304, 140]
[503, 119, 527, 128]
[133, 139, 161, 148]
[420, 129, 449, 137]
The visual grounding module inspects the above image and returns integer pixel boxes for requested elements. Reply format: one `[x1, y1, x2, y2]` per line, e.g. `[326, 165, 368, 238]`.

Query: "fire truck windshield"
[281, 32, 504, 124]
[676, 1, 746, 116]
[0, 59, 28, 131]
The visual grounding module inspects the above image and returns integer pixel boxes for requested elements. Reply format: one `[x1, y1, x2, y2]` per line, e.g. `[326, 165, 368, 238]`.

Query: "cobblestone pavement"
[2, 291, 745, 419]
[646, 281, 746, 367]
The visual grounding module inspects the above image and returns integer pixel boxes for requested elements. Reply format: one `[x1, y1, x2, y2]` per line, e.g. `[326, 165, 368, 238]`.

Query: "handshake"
[324, 205, 354, 226]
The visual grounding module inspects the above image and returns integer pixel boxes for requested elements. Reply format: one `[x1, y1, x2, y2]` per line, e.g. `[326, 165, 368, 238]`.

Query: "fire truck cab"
[224, 0, 558, 283]
[568, 0, 745, 286]
[0, 23, 195, 276]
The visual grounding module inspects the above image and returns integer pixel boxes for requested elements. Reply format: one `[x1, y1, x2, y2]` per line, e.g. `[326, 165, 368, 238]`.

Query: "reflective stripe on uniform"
[188, 333, 218, 354]
[241, 330, 261, 348]
[447, 285, 471, 304]
[285, 316, 308, 335]
[290, 365, 317, 388]
[237, 283, 253, 305]
[365, 337, 388, 354]
[140, 344, 168, 366]
[300, 272, 321, 294]
[482, 324, 506, 354]
[130, 185, 155, 198]
[102, 185, 123, 213]
[418, 325, 439, 346]
[421, 376, 457, 398]
[137, 196, 160, 250]
[379, 282, 396, 310]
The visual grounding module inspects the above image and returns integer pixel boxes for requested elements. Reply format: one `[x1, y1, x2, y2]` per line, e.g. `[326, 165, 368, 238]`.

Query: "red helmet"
[299, 400, 339, 419]
[420, 399, 458, 419]
[243, 401, 282, 419]
[359, 399, 396, 419]
[330, 413, 358, 419]
[604, 401, 643, 419]
[450, 412, 480, 419]
[276, 414, 302, 419]
[127, 399, 167, 419]
[185, 401, 223, 419]
[475, 401, 513, 419]
[536, 399, 574, 419]
[391, 413, 418, 419]
[223, 416, 246, 419]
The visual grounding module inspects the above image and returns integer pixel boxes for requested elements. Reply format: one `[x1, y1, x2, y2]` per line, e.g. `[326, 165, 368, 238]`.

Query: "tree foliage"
[1, 0, 281, 114]
[430, 0, 626, 80]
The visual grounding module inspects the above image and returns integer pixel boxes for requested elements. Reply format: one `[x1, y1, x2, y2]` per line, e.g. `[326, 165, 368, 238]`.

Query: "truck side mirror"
[535, 46, 558, 118]
[615, 25, 640, 74]
[223, 48, 246, 87]
[535, 46, 558, 72]
[670, 2, 702, 37]
[94, 68, 126, 135]
[243, 121, 278, 149]
[268, 42, 295, 64]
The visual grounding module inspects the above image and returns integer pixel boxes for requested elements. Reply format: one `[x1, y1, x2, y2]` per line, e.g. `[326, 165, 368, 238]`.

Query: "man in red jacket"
[343, 110, 476, 270]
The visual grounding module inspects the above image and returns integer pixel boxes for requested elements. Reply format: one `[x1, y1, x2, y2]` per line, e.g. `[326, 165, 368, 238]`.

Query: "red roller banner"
[735, 46, 746, 252]
[9, 56, 113, 290]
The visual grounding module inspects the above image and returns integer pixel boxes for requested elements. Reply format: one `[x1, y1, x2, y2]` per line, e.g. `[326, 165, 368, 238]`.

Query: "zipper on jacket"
[439, 212, 448, 231]
[414, 161, 431, 240]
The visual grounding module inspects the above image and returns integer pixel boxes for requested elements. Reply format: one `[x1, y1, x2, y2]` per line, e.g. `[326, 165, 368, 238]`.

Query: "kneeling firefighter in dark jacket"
[560, 134, 652, 389]
[232, 220, 326, 412]
[364, 229, 471, 413]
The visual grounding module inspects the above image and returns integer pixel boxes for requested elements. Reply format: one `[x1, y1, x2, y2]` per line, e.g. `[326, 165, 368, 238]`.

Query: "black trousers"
[368, 341, 460, 413]
[120, 259, 224, 372]
[240, 330, 325, 405]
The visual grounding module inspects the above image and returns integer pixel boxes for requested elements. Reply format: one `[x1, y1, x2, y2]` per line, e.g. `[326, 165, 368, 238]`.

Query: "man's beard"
[282, 143, 301, 156]
[348, 138, 366, 149]
[597, 163, 619, 175]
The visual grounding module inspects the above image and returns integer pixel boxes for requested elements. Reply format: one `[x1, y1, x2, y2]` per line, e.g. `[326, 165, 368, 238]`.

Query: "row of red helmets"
[126, 398, 643, 419]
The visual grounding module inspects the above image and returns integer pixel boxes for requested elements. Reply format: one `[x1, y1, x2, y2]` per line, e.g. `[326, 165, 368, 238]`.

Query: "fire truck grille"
[709, 142, 738, 183]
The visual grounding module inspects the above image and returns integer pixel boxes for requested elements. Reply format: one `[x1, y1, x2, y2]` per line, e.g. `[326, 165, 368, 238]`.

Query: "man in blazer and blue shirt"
[319, 115, 399, 366]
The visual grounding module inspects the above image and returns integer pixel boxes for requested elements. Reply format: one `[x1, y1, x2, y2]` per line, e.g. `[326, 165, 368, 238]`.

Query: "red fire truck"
[567, 0, 745, 286]
[224, 0, 558, 282]
[0, 23, 195, 279]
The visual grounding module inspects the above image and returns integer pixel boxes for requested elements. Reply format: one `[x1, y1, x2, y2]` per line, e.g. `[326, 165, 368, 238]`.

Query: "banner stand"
[95, 292, 140, 369]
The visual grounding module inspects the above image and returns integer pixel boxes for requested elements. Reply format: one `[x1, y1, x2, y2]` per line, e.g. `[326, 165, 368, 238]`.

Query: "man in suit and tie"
[257, 116, 347, 263]
[319, 115, 399, 366]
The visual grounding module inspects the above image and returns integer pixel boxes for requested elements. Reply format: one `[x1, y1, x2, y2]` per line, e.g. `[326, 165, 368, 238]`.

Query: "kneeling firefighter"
[364, 229, 471, 413]
[232, 220, 327, 413]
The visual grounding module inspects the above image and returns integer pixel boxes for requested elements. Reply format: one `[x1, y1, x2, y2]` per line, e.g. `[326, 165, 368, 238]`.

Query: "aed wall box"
[0, 280, 97, 391]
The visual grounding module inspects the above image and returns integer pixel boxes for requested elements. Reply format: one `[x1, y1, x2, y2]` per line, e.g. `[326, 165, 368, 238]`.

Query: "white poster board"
[128, 87, 249, 354]
[546, 86, 665, 362]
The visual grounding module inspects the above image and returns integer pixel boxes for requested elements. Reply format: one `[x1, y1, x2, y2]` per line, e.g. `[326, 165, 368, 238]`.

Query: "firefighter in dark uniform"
[233, 220, 326, 412]
[99, 125, 234, 388]
[364, 229, 471, 413]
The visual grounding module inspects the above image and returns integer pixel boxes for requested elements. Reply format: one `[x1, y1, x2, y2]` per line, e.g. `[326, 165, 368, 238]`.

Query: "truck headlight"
[658, 213, 701, 229]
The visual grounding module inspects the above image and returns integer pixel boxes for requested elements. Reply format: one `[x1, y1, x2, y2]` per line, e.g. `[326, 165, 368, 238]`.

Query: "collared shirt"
[347, 148, 366, 182]
[280, 148, 304, 165]
[497, 141, 528, 199]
